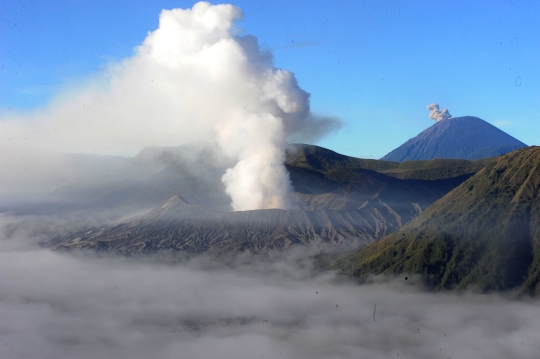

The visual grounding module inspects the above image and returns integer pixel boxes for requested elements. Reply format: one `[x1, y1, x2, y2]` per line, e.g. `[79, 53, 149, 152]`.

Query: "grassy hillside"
[329, 146, 540, 295]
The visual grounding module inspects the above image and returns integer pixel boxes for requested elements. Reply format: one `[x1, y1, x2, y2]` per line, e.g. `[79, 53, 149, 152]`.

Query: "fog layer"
[1, 213, 539, 359]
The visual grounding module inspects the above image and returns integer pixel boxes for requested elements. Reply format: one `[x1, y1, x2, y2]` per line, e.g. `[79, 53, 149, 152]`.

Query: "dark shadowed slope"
[285, 144, 488, 214]
[286, 143, 489, 180]
[381, 116, 527, 162]
[332, 146, 540, 294]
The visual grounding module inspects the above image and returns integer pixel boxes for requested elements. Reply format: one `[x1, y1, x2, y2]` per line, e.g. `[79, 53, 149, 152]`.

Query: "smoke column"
[0, 2, 340, 211]
[427, 103, 452, 122]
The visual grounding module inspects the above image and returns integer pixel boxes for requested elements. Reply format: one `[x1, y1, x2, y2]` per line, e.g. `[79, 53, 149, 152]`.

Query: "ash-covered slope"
[43, 143, 491, 256]
[48, 164, 478, 255]
[50, 196, 395, 255]
[332, 146, 540, 294]
[381, 116, 527, 162]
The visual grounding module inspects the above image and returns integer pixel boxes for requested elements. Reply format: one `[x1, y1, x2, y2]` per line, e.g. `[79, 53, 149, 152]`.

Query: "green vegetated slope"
[332, 146, 540, 294]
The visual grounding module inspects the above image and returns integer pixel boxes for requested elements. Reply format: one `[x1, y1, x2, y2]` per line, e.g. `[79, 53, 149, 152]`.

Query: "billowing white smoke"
[427, 103, 452, 122]
[0, 2, 339, 211]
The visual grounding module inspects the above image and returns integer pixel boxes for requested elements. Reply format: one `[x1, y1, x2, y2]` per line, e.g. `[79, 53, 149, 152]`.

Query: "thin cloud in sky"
[1, 210, 540, 359]
[492, 120, 514, 128]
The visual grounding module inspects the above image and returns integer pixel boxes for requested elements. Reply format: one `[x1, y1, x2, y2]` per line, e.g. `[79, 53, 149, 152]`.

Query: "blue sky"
[1, 0, 539, 158]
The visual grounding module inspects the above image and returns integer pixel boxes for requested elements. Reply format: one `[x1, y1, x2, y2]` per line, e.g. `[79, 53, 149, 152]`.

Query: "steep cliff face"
[334, 146, 540, 294]
[381, 116, 527, 162]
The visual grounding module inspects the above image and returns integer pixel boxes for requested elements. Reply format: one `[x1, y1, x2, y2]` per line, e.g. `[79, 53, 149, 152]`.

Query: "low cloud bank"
[1, 213, 539, 359]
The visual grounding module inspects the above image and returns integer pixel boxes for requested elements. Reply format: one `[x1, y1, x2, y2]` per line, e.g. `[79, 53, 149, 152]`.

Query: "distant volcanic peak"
[427, 103, 452, 122]
[381, 115, 527, 162]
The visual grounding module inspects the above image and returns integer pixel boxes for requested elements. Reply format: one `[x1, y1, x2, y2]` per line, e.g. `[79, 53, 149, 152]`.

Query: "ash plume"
[427, 103, 452, 122]
[0, 2, 341, 211]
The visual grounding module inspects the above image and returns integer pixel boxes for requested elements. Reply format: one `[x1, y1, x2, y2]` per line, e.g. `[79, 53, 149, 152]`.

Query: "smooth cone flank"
[382, 116, 527, 162]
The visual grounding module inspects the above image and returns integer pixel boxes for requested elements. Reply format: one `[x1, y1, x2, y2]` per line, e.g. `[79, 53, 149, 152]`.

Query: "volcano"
[381, 116, 527, 162]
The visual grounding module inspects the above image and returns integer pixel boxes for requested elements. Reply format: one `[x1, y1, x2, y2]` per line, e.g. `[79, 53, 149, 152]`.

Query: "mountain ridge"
[12, 143, 488, 215]
[47, 158, 485, 256]
[329, 146, 540, 294]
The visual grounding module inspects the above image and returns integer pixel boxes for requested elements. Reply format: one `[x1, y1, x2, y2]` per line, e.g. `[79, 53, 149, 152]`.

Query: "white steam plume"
[427, 103, 452, 122]
[0, 2, 340, 211]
